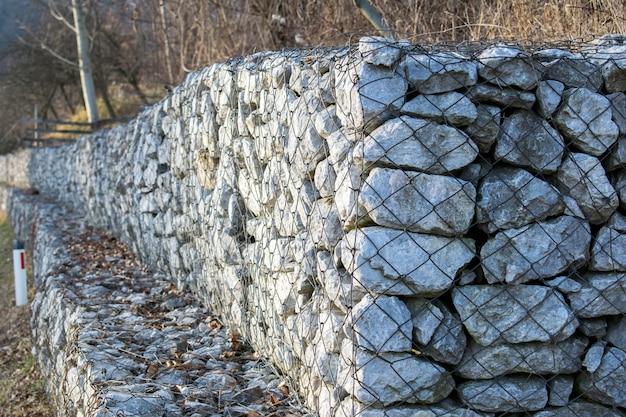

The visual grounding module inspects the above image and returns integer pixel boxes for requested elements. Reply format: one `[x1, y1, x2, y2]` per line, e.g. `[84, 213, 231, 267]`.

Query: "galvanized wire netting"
[18, 35, 626, 417]
[201, 35, 626, 417]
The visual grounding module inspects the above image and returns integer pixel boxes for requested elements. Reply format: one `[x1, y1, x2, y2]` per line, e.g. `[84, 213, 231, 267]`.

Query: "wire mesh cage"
[16, 34, 626, 416]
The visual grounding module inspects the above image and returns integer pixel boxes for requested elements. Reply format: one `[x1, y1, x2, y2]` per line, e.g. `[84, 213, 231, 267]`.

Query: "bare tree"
[71, 0, 98, 123]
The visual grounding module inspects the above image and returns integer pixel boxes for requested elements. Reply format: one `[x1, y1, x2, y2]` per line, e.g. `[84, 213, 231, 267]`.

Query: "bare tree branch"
[16, 27, 78, 68]
[47, 0, 77, 33]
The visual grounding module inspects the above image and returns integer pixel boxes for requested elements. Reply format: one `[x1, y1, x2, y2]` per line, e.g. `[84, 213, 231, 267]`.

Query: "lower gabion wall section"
[2, 35, 626, 416]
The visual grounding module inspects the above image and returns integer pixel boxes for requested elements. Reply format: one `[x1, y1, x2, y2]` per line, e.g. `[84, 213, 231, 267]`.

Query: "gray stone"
[464, 104, 501, 152]
[568, 272, 626, 318]
[452, 285, 579, 345]
[536, 80, 565, 118]
[458, 376, 548, 412]
[616, 170, 626, 209]
[342, 226, 475, 296]
[316, 251, 364, 313]
[334, 162, 365, 229]
[337, 398, 488, 417]
[477, 166, 564, 232]
[592, 44, 626, 92]
[335, 59, 407, 132]
[359, 36, 404, 67]
[478, 46, 540, 90]
[578, 346, 626, 407]
[543, 57, 604, 90]
[579, 318, 607, 337]
[326, 128, 354, 168]
[563, 195, 586, 218]
[591, 212, 626, 271]
[458, 161, 492, 187]
[607, 316, 626, 350]
[583, 341, 606, 373]
[360, 167, 476, 235]
[309, 198, 343, 250]
[544, 276, 583, 294]
[607, 137, 626, 170]
[548, 376, 574, 407]
[345, 294, 412, 353]
[495, 110, 565, 173]
[403, 52, 477, 94]
[608, 92, 626, 135]
[480, 215, 591, 285]
[467, 84, 536, 109]
[555, 88, 619, 156]
[401, 92, 478, 126]
[313, 158, 336, 198]
[313, 105, 341, 138]
[533, 401, 625, 417]
[406, 299, 466, 365]
[355, 116, 478, 174]
[339, 341, 455, 406]
[556, 152, 618, 224]
[405, 299, 442, 345]
[286, 95, 327, 176]
[456, 336, 587, 379]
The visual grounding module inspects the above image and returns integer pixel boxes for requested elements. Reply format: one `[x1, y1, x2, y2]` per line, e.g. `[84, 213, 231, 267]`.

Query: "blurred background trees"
[0, 0, 625, 152]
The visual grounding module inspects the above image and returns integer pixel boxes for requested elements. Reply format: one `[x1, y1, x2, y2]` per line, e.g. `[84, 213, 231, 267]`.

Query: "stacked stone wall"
[2, 36, 626, 416]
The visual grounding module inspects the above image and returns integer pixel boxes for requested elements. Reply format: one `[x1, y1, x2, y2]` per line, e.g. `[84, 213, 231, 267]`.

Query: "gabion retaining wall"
[2, 35, 626, 416]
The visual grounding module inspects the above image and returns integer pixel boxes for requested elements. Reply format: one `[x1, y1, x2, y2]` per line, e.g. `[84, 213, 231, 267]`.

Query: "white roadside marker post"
[13, 240, 27, 306]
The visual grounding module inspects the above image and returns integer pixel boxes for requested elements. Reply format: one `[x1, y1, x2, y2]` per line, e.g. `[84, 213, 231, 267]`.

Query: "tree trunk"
[159, 0, 174, 84]
[71, 0, 99, 124]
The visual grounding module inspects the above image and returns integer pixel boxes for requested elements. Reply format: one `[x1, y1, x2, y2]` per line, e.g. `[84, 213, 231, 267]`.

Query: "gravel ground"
[2, 189, 310, 417]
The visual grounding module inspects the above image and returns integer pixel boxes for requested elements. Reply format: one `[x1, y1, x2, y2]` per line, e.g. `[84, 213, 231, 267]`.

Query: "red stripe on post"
[20, 252, 25, 269]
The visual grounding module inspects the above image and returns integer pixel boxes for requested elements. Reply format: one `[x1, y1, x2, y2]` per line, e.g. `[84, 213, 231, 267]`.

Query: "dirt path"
[0, 214, 52, 417]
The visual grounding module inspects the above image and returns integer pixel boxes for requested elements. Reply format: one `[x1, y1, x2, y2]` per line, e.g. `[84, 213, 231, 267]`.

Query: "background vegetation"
[0, 0, 625, 150]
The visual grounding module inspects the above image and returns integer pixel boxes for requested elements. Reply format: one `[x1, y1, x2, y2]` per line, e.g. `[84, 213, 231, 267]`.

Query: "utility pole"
[71, 0, 98, 124]
[353, 0, 395, 39]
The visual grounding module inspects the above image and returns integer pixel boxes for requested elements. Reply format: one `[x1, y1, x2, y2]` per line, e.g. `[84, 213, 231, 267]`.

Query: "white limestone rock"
[478, 45, 540, 90]
[480, 215, 591, 285]
[344, 294, 412, 352]
[452, 285, 579, 345]
[403, 51, 478, 94]
[467, 83, 536, 108]
[359, 167, 476, 236]
[401, 92, 478, 126]
[554, 88, 619, 155]
[495, 110, 565, 173]
[459, 376, 548, 412]
[477, 166, 564, 232]
[339, 341, 454, 406]
[309, 198, 343, 251]
[578, 346, 626, 407]
[335, 58, 407, 132]
[355, 116, 478, 174]
[464, 104, 501, 153]
[313, 158, 336, 198]
[342, 226, 475, 296]
[456, 336, 587, 379]
[591, 212, 626, 271]
[359, 36, 405, 67]
[556, 152, 618, 224]
[568, 272, 626, 318]
[406, 299, 467, 365]
[548, 376, 574, 407]
[536, 80, 565, 118]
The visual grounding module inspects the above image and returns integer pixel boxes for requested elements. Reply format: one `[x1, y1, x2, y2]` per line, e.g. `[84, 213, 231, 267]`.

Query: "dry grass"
[0, 214, 52, 417]
[169, 0, 626, 69]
